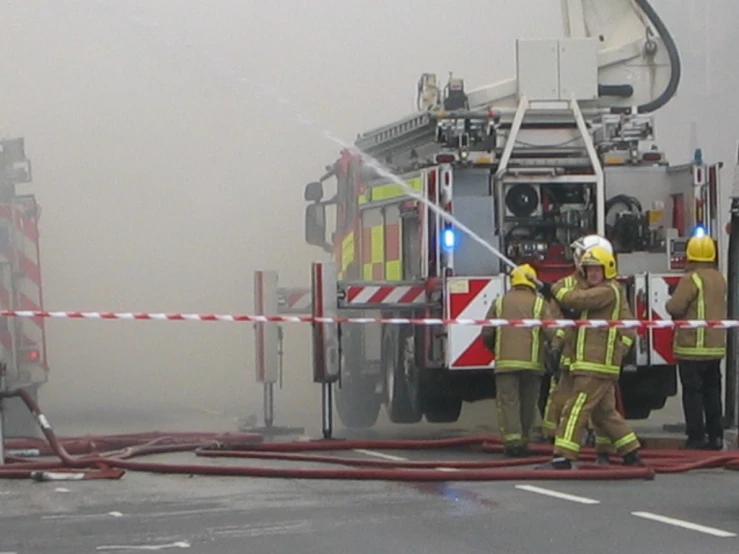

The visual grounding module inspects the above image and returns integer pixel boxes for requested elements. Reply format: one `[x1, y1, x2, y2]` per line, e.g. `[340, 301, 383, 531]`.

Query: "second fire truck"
[0, 137, 48, 438]
[301, 0, 728, 428]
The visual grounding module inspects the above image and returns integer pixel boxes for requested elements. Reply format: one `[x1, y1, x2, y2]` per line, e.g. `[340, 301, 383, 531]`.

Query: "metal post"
[726, 197, 739, 430]
[253, 270, 280, 429]
[311, 262, 340, 440]
[277, 326, 284, 389]
[0, 368, 5, 466]
[321, 382, 333, 439]
[263, 382, 274, 429]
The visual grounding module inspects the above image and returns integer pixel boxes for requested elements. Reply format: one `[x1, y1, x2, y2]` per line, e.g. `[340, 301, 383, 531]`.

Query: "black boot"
[504, 445, 526, 458]
[535, 457, 572, 470]
[704, 438, 724, 451]
[596, 452, 610, 465]
[682, 438, 707, 450]
[623, 450, 645, 467]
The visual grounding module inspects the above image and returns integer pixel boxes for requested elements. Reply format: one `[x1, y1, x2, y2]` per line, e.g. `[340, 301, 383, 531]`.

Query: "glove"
[538, 282, 554, 300]
[544, 348, 561, 376]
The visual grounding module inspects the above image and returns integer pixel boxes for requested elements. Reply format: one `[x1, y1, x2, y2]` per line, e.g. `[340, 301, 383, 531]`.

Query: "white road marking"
[353, 449, 408, 461]
[55, 487, 71, 493]
[41, 511, 125, 521]
[631, 511, 737, 538]
[96, 541, 191, 551]
[514, 484, 600, 505]
[214, 521, 313, 538]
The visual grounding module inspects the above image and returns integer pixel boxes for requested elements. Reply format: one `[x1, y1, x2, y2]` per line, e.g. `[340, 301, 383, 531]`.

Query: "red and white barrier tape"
[2, 310, 739, 329]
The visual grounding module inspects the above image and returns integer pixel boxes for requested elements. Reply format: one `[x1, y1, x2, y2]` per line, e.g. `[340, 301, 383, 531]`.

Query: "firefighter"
[540, 235, 608, 439]
[540, 235, 623, 463]
[538, 246, 644, 469]
[665, 232, 727, 450]
[480, 264, 563, 457]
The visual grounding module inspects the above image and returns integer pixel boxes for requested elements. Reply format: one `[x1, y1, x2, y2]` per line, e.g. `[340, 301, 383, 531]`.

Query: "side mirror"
[305, 203, 327, 247]
[304, 181, 324, 202]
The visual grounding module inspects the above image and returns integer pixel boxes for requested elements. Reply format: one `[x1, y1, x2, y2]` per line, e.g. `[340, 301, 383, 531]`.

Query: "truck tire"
[383, 326, 423, 424]
[622, 400, 651, 420]
[334, 328, 382, 429]
[335, 376, 382, 429]
[423, 396, 463, 423]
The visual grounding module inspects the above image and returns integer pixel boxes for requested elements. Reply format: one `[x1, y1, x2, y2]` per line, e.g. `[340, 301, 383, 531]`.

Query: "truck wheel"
[622, 399, 651, 420]
[383, 326, 422, 424]
[423, 396, 463, 423]
[335, 375, 382, 429]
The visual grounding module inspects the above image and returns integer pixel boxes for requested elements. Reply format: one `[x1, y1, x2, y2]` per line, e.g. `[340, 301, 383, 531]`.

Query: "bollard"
[311, 262, 340, 439]
[254, 270, 280, 428]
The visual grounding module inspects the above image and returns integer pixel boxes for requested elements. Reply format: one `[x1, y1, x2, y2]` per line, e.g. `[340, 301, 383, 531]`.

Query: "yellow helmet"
[579, 246, 617, 280]
[510, 263, 538, 289]
[686, 235, 716, 263]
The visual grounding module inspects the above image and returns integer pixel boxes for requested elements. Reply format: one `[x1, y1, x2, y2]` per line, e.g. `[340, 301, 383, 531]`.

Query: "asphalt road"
[1, 446, 738, 554]
[1, 399, 738, 554]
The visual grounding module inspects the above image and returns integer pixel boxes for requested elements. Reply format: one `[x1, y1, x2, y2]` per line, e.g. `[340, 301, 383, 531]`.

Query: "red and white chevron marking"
[277, 288, 312, 313]
[0, 309, 737, 328]
[444, 277, 504, 369]
[0, 199, 46, 368]
[344, 285, 426, 305]
[648, 274, 682, 365]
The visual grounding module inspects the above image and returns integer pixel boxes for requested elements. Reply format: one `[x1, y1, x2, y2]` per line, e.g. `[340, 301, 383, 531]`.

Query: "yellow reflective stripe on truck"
[358, 177, 423, 205]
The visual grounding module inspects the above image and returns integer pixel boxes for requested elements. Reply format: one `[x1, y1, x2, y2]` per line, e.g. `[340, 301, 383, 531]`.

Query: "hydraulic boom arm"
[355, 0, 680, 159]
[467, 0, 680, 113]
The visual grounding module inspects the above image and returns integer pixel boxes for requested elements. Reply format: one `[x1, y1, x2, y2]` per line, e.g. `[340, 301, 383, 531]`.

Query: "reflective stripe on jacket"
[480, 286, 562, 372]
[665, 264, 727, 360]
[555, 281, 637, 380]
[551, 272, 586, 369]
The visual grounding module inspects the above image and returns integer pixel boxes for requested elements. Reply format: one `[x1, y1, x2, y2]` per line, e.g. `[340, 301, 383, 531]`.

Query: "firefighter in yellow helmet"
[538, 246, 643, 469]
[539, 235, 626, 461]
[480, 264, 564, 457]
[665, 230, 727, 450]
[539, 239, 594, 441]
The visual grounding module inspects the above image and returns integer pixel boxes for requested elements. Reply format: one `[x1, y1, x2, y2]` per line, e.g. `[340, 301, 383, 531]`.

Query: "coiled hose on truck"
[2, 388, 738, 483]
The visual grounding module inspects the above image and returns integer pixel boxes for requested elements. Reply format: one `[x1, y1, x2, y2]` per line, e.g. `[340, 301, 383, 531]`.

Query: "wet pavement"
[0, 400, 737, 553]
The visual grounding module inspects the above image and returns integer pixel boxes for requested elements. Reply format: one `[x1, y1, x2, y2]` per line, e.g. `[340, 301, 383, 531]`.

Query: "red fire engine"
[298, 1, 729, 429]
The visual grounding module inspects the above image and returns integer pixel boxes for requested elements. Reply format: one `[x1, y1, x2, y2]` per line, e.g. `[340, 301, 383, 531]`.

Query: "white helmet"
[571, 234, 613, 262]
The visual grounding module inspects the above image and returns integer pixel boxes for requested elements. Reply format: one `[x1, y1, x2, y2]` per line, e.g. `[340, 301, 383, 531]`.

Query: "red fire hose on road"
[2, 389, 738, 482]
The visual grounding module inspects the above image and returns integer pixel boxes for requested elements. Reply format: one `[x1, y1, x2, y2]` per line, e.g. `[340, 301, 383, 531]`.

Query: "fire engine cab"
[301, 0, 728, 428]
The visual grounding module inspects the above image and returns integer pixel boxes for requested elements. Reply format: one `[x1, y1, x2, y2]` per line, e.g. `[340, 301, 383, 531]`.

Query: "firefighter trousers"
[553, 375, 640, 461]
[542, 370, 572, 438]
[678, 359, 724, 443]
[495, 371, 542, 447]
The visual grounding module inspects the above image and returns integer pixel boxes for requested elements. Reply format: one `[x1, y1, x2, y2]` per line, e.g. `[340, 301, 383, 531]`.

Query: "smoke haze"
[0, 0, 735, 431]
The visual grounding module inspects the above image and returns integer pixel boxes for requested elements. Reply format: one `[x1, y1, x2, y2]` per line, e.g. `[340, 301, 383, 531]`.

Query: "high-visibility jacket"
[554, 280, 637, 380]
[665, 263, 727, 361]
[481, 286, 564, 372]
[551, 271, 587, 369]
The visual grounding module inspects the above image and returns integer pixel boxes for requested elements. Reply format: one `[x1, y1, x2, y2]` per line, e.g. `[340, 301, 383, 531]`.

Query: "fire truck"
[300, 0, 729, 429]
[0, 137, 48, 438]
